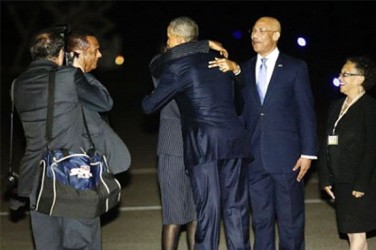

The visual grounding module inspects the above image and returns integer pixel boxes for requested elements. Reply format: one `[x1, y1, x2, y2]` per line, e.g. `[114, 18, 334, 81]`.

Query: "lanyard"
[332, 92, 365, 134]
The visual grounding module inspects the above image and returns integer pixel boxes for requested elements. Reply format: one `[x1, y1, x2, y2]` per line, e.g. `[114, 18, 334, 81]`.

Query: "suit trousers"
[30, 210, 101, 250]
[188, 158, 250, 250]
[248, 168, 305, 250]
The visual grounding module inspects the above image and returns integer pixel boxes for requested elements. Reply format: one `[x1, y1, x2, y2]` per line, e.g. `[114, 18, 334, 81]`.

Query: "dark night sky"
[2, 1, 376, 95]
[1, 1, 376, 118]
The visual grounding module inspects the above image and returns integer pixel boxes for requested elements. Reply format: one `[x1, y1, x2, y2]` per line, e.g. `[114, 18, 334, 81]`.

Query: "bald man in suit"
[209, 16, 318, 250]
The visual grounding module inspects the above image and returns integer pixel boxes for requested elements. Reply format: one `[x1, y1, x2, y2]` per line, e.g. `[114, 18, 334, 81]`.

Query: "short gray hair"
[168, 16, 199, 42]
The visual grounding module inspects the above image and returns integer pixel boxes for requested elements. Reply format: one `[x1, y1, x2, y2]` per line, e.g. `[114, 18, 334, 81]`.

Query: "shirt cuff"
[234, 65, 241, 75]
[301, 155, 317, 160]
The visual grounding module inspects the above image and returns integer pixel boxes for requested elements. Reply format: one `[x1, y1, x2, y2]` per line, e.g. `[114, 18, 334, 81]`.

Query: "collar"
[257, 48, 279, 65]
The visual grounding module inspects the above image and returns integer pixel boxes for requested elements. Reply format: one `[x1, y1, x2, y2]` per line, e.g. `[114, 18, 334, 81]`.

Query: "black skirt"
[334, 182, 376, 233]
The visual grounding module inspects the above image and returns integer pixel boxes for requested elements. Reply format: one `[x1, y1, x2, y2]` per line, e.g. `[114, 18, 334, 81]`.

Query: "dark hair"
[169, 16, 199, 42]
[66, 29, 96, 52]
[29, 30, 64, 60]
[347, 56, 376, 91]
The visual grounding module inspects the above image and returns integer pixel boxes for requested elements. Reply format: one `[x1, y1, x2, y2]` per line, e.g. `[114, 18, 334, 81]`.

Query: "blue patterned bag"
[34, 149, 121, 218]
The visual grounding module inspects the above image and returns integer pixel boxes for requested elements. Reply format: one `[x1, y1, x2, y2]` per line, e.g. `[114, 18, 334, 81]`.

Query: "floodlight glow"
[333, 78, 341, 87]
[115, 55, 124, 65]
[232, 30, 242, 40]
[297, 37, 307, 47]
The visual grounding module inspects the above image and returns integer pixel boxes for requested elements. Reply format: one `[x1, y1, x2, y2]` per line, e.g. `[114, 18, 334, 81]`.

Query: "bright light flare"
[297, 37, 307, 47]
[333, 78, 341, 87]
[115, 55, 124, 66]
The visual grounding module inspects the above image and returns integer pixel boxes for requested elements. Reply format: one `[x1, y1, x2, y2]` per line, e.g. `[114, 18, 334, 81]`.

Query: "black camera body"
[53, 24, 71, 36]
[54, 24, 71, 66]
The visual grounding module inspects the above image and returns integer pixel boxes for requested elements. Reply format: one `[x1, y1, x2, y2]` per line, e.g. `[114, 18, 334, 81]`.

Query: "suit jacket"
[14, 60, 114, 197]
[318, 94, 376, 192]
[149, 41, 209, 157]
[81, 73, 131, 174]
[240, 52, 317, 174]
[142, 51, 251, 168]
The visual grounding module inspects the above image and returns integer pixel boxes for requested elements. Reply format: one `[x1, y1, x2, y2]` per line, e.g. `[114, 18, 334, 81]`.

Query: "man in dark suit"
[150, 40, 228, 250]
[209, 16, 318, 250]
[142, 16, 252, 250]
[14, 29, 110, 250]
[67, 30, 131, 174]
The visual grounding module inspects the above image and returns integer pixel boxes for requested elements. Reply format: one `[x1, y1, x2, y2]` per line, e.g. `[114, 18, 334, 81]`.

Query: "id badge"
[328, 135, 338, 145]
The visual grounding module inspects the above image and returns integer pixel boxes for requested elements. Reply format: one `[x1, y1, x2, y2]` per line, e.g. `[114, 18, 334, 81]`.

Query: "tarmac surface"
[1, 73, 376, 250]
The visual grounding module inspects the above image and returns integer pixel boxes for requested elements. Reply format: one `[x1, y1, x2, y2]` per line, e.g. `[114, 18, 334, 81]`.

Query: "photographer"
[13, 28, 109, 250]
[66, 30, 131, 175]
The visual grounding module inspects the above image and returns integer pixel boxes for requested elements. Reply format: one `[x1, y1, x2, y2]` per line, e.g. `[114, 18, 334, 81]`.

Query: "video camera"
[54, 24, 71, 65]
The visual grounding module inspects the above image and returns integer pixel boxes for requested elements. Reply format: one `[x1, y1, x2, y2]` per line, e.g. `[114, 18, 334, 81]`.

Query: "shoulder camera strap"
[8, 79, 19, 178]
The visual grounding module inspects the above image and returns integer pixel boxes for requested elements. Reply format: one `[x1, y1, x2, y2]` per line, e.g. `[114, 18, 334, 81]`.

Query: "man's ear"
[73, 49, 82, 58]
[177, 36, 186, 45]
[272, 32, 281, 42]
[357, 75, 365, 86]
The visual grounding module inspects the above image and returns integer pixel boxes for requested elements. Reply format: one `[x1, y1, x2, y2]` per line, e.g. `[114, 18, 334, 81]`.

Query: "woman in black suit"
[318, 56, 376, 250]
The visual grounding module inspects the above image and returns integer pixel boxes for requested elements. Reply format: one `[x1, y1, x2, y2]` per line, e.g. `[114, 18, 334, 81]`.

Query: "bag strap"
[45, 69, 56, 144]
[45, 68, 96, 151]
[81, 108, 95, 150]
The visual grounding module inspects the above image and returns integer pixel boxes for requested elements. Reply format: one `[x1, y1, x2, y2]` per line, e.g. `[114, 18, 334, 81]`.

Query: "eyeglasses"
[338, 72, 363, 78]
[249, 28, 278, 35]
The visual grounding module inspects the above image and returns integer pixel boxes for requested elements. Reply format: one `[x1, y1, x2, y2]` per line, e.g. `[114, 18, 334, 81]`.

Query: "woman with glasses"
[318, 56, 376, 250]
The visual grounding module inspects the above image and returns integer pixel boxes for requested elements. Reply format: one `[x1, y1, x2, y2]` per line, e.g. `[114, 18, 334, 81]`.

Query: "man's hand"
[352, 190, 365, 198]
[208, 57, 240, 74]
[208, 40, 228, 58]
[293, 157, 311, 182]
[324, 186, 335, 200]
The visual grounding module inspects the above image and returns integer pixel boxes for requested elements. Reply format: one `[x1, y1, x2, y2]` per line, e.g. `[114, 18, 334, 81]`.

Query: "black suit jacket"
[239, 53, 317, 174]
[150, 40, 209, 157]
[142, 51, 251, 168]
[14, 60, 111, 198]
[318, 94, 376, 192]
[81, 73, 131, 174]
